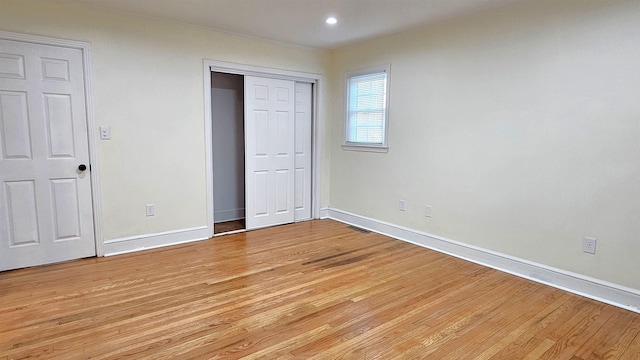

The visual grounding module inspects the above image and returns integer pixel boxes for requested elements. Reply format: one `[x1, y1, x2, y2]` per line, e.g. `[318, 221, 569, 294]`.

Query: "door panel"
[274, 169, 289, 213]
[245, 76, 295, 229]
[4, 180, 39, 246]
[50, 178, 81, 240]
[254, 171, 268, 216]
[44, 94, 75, 157]
[41, 58, 70, 81]
[0, 38, 95, 271]
[253, 111, 268, 155]
[0, 53, 25, 78]
[0, 91, 31, 159]
[294, 82, 312, 221]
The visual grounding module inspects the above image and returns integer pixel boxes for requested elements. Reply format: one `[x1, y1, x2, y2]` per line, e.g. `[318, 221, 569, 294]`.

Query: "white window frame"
[342, 64, 390, 153]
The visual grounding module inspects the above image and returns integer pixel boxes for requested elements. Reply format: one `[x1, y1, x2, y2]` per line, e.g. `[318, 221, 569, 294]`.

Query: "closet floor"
[214, 219, 245, 234]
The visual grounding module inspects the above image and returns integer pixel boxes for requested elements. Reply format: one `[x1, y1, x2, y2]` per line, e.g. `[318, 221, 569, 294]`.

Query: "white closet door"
[294, 82, 312, 221]
[0, 39, 95, 271]
[244, 76, 295, 229]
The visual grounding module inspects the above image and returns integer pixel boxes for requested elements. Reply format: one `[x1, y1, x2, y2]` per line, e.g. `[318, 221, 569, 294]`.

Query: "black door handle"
[78, 164, 87, 171]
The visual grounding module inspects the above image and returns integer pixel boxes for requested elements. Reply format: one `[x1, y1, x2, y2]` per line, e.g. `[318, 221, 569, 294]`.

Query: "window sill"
[342, 144, 389, 153]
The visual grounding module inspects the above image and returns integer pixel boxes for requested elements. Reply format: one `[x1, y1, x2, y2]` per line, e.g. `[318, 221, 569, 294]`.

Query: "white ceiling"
[63, 0, 527, 49]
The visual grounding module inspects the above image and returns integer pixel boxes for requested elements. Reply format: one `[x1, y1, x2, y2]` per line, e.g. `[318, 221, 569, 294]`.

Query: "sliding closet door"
[244, 76, 295, 229]
[294, 82, 312, 221]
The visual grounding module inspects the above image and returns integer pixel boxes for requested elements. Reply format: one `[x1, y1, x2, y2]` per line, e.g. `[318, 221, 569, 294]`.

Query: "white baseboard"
[319, 207, 330, 219]
[326, 208, 640, 313]
[103, 226, 210, 256]
[214, 208, 245, 223]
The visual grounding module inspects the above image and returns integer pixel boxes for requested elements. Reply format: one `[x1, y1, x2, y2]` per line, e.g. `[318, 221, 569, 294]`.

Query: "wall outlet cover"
[145, 204, 155, 216]
[583, 237, 597, 254]
[100, 125, 111, 140]
[425, 205, 432, 218]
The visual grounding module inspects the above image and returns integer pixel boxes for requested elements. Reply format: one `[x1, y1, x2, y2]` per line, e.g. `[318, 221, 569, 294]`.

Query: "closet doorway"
[207, 62, 319, 236]
[211, 72, 245, 234]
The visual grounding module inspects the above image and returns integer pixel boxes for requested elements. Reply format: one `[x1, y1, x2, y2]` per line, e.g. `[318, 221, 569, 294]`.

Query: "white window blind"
[345, 66, 389, 149]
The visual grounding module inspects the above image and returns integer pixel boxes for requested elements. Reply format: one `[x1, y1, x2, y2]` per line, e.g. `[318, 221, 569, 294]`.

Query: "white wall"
[0, 0, 330, 244]
[211, 73, 244, 223]
[329, 0, 640, 290]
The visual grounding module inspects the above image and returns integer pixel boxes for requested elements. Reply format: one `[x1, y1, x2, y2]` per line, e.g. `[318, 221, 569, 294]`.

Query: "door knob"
[78, 164, 87, 171]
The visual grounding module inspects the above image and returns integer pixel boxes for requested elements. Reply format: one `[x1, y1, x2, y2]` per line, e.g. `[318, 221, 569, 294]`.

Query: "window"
[343, 64, 390, 152]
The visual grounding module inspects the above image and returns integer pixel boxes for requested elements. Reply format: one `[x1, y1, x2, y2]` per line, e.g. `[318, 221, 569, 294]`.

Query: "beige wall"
[0, 0, 331, 241]
[329, 0, 640, 290]
[3, 0, 638, 292]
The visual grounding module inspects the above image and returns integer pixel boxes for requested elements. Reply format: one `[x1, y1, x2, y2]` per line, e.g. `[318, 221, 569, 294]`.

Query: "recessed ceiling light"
[326, 17, 337, 25]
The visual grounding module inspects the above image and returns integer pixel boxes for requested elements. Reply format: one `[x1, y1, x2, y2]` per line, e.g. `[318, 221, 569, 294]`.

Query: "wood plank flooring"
[1, 219, 639, 359]
[214, 219, 245, 234]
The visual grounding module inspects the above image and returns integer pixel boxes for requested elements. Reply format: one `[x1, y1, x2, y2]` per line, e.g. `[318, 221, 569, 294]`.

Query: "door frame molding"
[203, 60, 323, 238]
[0, 31, 103, 256]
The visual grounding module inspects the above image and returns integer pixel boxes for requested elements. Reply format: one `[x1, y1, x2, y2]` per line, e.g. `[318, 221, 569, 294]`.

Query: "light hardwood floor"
[1, 220, 639, 359]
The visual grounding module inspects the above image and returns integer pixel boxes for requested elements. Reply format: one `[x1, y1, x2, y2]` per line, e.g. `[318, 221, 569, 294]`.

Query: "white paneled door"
[294, 82, 312, 221]
[244, 76, 295, 229]
[0, 38, 95, 271]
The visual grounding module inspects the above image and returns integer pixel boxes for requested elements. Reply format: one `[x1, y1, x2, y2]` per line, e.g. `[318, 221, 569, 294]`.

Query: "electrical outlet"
[145, 204, 155, 217]
[583, 237, 596, 254]
[425, 205, 432, 218]
[399, 200, 406, 211]
[100, 125, 111, 140]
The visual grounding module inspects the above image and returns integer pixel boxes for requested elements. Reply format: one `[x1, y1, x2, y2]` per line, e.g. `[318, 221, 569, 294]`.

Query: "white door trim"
[203, 59, 323, 238]
[0, 31, 103, 256]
